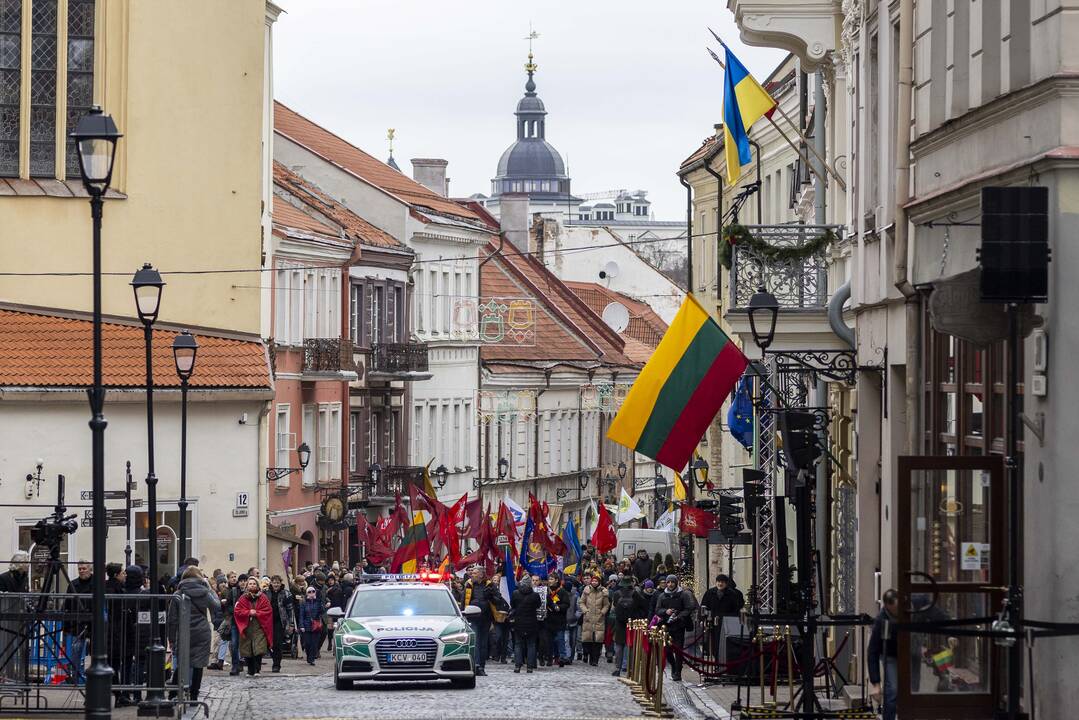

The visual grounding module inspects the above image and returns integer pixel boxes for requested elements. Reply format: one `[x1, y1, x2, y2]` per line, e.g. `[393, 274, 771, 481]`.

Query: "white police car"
[328, 573, 478, 690]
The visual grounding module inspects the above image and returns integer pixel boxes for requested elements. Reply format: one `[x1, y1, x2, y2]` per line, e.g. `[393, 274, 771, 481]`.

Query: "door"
[897, 456, 1005, 719]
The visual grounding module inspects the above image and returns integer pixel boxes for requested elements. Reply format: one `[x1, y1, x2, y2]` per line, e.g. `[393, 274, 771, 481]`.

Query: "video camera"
[30, 512, 78, 549]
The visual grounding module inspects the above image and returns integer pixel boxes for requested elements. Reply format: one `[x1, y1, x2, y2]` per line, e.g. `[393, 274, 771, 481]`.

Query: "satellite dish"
[599, 260, 621, 280]
[601, 302, 631, 334]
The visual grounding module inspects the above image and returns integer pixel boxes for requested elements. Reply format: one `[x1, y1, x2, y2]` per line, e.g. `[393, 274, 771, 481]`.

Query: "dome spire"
[523, 25, 539, 95]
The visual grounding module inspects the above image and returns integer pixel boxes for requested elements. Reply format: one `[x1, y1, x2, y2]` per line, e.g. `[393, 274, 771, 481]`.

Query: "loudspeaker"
[978, 186, 1050, 303]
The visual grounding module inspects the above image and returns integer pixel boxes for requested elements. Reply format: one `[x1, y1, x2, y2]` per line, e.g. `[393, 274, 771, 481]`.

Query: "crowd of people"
[0, 545, 750, 708]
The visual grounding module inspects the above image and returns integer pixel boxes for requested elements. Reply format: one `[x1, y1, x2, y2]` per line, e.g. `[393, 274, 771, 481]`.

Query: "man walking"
[267, 575, 295, 672]
[868, 589, 899, 720]
[653, 574, 695, 682]
[463, 566, 497, 676]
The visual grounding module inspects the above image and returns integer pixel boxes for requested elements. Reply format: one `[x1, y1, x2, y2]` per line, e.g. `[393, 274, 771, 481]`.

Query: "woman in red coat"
[234, 577, 274, 676]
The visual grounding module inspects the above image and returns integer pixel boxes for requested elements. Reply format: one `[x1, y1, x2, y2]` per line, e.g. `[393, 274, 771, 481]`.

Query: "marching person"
[653, 574, 696, 682]
[166, 567, 220, 702]
[544, 574, 569, 667]
[578, 574, 610, 666]
[266, 575, 295, 673]
[631, 549, 653, 584]
[609, 575, 647, 677]
[297, 587, 323, 666]
[868, 589, 900, 720]
[510, 575, 541, 673]
[463, 566, 497, 676]
[234, 577, 273, 676]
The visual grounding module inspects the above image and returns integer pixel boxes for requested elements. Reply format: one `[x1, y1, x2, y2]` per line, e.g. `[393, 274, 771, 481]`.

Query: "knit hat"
[643, 580, 655, 589]
[665, 574, 678, 583]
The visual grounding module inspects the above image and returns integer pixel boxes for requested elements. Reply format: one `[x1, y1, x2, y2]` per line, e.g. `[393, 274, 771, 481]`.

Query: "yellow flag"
[674, 472, 687, 501]
[422, 458, 437, 498]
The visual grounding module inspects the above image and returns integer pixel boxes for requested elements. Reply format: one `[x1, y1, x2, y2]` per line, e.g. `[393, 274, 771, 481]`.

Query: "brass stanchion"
[756, 626, 766, 708]
[785, 625, 796, 709]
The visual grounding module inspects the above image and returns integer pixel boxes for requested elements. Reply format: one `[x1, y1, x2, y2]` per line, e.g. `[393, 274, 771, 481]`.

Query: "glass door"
[897, 456, 1005, 719]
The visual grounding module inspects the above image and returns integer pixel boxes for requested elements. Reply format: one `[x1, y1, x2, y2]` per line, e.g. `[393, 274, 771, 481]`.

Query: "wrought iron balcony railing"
[303, 338, 356, 374]
[728, 224, 840, 310]
[369, 342, 429, 375]
[371, 465, 425, 498]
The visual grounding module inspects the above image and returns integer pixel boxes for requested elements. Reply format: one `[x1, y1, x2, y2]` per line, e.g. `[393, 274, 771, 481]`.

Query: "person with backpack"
[610, 576, 647, 677]
[653, 574, 696, 681]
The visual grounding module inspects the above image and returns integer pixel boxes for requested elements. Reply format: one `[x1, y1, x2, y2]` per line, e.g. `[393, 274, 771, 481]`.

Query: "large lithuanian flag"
[390, 511, 430, 574]
[608, 295, 748, 471]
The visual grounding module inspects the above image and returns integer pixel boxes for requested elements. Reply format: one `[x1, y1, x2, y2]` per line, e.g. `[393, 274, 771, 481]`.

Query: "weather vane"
[387, 128, 395, 156]
[524, 23, 539, 73]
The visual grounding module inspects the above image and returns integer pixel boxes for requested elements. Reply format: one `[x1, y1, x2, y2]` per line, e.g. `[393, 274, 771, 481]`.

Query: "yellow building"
[0, 0, 278, 335]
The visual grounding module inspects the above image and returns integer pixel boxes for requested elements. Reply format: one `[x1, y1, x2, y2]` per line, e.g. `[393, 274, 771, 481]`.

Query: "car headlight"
[342, 634, 370, 647]
[441, 631, 470, 644]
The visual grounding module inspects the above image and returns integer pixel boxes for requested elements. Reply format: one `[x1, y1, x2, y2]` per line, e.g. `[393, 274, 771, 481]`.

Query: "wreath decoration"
[719, 224, 837, 270]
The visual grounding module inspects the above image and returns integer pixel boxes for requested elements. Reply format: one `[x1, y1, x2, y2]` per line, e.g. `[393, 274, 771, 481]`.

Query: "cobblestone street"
[196, 657, 650, 719]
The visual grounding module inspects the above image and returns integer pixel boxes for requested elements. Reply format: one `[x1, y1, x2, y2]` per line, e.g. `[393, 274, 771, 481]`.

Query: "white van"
[615, 528, 678, 562]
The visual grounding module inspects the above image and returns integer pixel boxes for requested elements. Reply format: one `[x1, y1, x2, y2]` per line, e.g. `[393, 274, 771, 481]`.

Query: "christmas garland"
[719, 224, 836, 269]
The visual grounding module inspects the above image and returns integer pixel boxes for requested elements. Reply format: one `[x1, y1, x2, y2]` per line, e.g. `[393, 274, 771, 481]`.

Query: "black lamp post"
[172, 330, 198, 569]
[498, 457, 509, 481]
[433, 464, 449, 490]
[368, 462, 382, 494]
[131, 262, 168, 714]
[266, 442, 312, 483]
[71, 105, 121, 720]
[747, 286, 779, 352]
[653, 464, 667, 520]
[689, 456, 710, 492]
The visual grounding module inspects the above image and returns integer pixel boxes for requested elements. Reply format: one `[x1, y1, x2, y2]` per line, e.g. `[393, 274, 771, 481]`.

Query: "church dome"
[491, 52, 572, 198]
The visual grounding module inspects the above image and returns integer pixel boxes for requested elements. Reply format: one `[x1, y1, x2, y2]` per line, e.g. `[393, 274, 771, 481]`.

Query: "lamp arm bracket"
[1019, 412, 1045, 446]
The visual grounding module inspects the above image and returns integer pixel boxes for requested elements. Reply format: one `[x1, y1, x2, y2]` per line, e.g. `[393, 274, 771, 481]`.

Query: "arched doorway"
[299, 531, 315, 568]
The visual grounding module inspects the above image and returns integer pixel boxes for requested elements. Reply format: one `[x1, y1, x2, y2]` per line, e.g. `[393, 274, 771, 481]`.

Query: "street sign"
[131, 498, 144, 508]
[80, 490, 128, 501]
[236, 492, 249, 509]
[82, 509, 128, 527]
[232, 507, 249, 518]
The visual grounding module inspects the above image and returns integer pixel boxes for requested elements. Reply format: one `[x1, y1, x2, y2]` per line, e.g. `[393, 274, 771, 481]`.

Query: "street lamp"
[433, 464, 449, 489]
[747, 286, 779, 352]
[498, 457, 509, 480]
[71, 105, 120, 720]
[131, 262, 168, 714]
[172, 330, 198, 572]
[265, 442, 312, 483]
[689, 456, 710, 492]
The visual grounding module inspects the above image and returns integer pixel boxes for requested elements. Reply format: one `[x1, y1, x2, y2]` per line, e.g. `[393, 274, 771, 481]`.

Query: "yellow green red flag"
[608, 295, 748, 472]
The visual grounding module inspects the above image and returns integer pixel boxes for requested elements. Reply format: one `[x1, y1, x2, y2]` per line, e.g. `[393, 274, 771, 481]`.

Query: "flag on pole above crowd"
[390, 511, 429, 573]
[503, 492, 527, 537]
[561, 517, 583, 574]
[590, 502, 617, 554]
[499, 545, 517, 604]
[616, 488, 645, 525]
[673, 471, 688, 502]
[654, 506, 678, 533]
[721, 42, 777, 184]
[607, 294, 748, 473]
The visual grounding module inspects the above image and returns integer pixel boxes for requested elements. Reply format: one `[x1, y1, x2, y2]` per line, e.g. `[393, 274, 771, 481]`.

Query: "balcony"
[725, 224, 844, 350]
[368, 342, 431, 380]
[369, 465, 425, 501]
[727, 0, 842, 70]
[303, 338, 358, 379]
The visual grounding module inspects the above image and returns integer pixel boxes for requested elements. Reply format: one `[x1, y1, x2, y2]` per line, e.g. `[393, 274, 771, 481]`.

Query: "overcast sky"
[273, 1, 786, 219]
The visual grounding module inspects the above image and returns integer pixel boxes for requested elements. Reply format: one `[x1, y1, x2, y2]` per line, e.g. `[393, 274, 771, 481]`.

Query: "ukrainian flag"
[722, 45, 777, 185]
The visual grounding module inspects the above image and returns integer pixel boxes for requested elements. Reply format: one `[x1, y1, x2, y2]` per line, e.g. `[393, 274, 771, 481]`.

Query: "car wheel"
[450, 675, 476, 689]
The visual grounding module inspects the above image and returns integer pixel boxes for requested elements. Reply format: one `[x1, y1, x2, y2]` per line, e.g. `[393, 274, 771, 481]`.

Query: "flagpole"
[706, 40, 847, 192]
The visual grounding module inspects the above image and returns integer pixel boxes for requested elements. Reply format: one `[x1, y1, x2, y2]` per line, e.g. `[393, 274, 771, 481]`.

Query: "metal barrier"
[620, 620, 674, 718]
[0, 591, 194, 716]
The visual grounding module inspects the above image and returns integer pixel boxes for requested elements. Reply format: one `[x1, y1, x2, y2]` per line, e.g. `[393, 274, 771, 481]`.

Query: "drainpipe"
[703, 155, 724, 309]
[257, 401, 271, 574]
[894, 0, 919, 456]
[679, 176, 693, 293]
[828, 280, 855, 349]
[813, 72, 827, 225]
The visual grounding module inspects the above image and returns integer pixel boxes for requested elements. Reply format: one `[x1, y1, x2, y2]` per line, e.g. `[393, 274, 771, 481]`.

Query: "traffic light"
[778, 409, 822, 473]
[742, 469, 766, 517]
[695, 499, 718, 511]
[718, 494, 744, 539]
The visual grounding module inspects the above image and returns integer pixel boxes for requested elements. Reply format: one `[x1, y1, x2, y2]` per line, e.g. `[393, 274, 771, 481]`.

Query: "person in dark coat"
[64, 561, 93, 684]
[222, 572, 243, 675]
[104, 563, 126, 705]
[543, 574, 569, 666]
[267, 575, 295, 672]
[0, 553, 29, 684]
[297, 587, 323, 665]
[463, 567, 498, 676]
[116, 565, 148, 706]
[510, 576, 541, 673]
[867, 589, 899, 720]
[631, 550, 654, 584]
[653, 575, 695, 681]
[609, 576, 648, 677]
[166, 567, 220, 702]
[700, 574, 744, 661]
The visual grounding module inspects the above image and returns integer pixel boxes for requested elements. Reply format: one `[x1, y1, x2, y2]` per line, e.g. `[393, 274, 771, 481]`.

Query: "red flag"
[457, 503, 498, 574]
[393, 491, 410, 532]
[591, 503, 617, 554]
[678, 505, 716, 538]
[358, 514, 392, 564]
[462, 498, 485, 540]
[495, 502, 517, 560]
[409, 483, 447, 555]
[440, 493, 467, 565]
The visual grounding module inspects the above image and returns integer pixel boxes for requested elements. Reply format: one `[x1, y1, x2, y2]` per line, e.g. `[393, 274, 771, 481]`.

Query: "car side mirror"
[327, 607, 345, 619]
[462, 605, 481, 618]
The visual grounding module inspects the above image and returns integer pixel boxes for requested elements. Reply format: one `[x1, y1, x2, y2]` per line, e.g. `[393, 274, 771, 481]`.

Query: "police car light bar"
[358, 572, 448, 583]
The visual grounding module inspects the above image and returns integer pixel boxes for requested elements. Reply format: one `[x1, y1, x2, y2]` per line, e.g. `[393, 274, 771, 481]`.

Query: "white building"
[273, 103, 496, 502]
[0, 307, 272, 582]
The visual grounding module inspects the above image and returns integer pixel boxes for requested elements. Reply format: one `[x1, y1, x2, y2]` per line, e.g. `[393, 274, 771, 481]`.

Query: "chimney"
[410, 158, 449, 196]
[499, 194, 529, 251]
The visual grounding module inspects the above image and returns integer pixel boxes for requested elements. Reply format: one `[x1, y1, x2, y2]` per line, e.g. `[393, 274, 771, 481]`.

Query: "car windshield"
[349, 588, 457, 617]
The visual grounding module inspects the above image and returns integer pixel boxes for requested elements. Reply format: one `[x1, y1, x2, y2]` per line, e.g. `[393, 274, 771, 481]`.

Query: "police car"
[327, 573, 478, 690]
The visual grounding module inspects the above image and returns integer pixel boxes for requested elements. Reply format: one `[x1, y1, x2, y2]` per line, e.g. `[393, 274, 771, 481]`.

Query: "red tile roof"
[679, 134, 720, 171]
[480, 244, 638, 369]
[273, 162, 402, 249]
[564, 281, 669, 350]
[274, 102, 481, 223]
[0, 308, 272, 390]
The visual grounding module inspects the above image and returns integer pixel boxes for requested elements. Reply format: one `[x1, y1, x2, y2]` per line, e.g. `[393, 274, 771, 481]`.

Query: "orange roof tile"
[272, 196, 340, 238]
[0, 308, 272, 390]
[274, 102, 481, 223]
[480, 245, 638, 368]
[273, 162, 402, 249]
[564, 281, 669, 350]
[679, 134, 720, 171]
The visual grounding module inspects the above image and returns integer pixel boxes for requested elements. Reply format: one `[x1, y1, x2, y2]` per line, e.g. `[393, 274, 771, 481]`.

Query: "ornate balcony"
[302, 338, 357, 377]
[368, 342, 430, 379]
[728, 224, 839, 310]
[727, 0, 842, 70]
[370, 465, 425, 500]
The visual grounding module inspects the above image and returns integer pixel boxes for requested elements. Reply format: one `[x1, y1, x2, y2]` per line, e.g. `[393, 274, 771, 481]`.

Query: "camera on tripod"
[30, 513, 78, 549]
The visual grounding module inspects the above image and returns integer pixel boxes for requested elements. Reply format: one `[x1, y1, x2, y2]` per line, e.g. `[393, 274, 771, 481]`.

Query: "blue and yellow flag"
[722, 45, 777, 185]
[561, 518, 583, 575]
